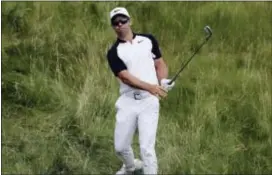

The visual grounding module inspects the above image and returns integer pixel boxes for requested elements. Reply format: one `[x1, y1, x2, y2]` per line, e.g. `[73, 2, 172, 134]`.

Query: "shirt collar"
[117, 32, 136, 43]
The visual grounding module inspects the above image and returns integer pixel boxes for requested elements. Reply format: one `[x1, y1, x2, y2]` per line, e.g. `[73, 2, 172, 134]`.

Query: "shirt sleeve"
[149, 34, 162, 59]
[107, 46, 127, 76]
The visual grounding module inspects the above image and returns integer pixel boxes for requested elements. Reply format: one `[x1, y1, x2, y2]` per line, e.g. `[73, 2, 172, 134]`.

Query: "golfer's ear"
[129, 18, 133, 26]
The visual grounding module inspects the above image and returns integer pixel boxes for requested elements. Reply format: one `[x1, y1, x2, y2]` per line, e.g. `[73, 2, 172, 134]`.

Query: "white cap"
[110, 7, 130, 20]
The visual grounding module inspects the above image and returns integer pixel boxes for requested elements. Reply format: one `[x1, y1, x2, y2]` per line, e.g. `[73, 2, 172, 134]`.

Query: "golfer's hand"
[160, 78, 175, 92]
[148, 84, 167, 98]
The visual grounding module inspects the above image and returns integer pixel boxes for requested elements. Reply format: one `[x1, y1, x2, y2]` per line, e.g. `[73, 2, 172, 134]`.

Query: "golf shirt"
[107, 33, 162, 95]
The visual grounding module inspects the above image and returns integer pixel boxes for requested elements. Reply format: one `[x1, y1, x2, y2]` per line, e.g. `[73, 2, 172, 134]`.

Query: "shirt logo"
[137, 40, 144, 43]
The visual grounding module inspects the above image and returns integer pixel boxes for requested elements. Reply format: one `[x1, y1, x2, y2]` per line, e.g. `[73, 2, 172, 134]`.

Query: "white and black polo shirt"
[106, 33, 162, 94]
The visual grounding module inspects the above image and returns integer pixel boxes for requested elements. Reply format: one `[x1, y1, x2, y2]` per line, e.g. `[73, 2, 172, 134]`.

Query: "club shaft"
[168, 35, 211, 85]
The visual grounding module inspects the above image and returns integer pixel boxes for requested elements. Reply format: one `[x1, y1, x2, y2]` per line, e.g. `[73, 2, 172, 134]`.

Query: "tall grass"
[1, 1, 272, 174]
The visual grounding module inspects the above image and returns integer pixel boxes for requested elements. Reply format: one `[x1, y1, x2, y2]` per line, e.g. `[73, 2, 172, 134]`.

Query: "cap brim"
[111, 14, 130, 21]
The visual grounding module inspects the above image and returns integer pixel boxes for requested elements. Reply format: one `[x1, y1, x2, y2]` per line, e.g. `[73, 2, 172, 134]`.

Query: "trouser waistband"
[122, 91, 152, 100]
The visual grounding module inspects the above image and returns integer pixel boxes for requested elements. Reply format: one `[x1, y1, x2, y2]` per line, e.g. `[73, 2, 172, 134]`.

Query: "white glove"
[160, 78, 175, 91]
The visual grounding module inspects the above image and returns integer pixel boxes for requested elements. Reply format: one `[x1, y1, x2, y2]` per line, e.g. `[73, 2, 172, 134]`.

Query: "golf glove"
[160, 78, 175, 91]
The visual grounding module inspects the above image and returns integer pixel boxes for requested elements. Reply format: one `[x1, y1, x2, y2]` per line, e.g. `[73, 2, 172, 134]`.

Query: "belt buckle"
[133, 92, 142, 100]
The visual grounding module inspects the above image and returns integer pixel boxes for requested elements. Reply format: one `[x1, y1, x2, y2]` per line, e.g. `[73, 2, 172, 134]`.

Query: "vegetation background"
[1, 1, 271, 174]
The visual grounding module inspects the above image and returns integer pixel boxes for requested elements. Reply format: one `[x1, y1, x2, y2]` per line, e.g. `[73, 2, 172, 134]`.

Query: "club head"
[204, 26, 212, 40]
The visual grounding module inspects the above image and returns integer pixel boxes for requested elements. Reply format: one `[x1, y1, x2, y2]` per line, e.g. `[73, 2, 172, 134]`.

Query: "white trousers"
[114, 93, 160, 174]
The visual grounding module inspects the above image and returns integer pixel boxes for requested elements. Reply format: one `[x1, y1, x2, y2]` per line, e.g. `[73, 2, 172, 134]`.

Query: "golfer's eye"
[112, 19, 128, 26]
[120, 19, 128, 23]
[113, 21, 121, 26]
[112, 21, 119, 26]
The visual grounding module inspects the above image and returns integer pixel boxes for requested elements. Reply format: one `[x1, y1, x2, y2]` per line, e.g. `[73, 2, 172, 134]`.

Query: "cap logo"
[113, 9, 121, 13]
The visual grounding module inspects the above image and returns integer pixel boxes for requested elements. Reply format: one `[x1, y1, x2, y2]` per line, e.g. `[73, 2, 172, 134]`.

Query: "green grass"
[1, 1, 272, 174]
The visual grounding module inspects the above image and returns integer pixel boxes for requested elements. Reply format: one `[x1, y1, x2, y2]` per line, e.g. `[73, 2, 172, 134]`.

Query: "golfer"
[106, 7, 175, 175]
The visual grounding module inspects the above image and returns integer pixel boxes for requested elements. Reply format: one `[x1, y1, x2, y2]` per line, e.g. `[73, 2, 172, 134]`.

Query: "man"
[106, 7, 175, 175]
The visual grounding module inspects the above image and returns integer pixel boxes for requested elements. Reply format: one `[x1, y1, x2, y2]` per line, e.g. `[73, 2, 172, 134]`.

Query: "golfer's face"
[111, 15, 130, 33]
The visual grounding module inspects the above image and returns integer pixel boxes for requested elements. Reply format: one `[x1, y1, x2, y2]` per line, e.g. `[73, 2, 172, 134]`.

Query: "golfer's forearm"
[123, 78, 151, 91]
[156, 64, 168, 83]
[120, 74, 151, 91]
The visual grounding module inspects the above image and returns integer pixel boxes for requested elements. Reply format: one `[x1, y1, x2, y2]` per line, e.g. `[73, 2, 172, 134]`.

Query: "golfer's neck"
[118, 30, 134, 43]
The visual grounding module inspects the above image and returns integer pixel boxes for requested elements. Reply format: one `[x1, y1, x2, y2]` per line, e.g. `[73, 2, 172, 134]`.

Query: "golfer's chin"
[116, 28, 129, 34]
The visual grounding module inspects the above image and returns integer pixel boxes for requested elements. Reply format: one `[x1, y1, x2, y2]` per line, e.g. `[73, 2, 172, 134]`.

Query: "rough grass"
[1, 1, 272, 174]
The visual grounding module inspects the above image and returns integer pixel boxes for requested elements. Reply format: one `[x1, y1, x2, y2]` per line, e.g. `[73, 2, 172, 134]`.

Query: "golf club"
[168, 25, 213, 85]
